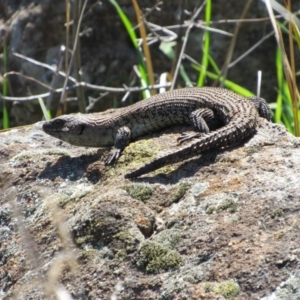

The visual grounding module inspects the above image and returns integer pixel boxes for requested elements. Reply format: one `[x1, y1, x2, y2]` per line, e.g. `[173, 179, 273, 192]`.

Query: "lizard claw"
[177, 132, 202, 144]
[104, 148, 121, 165]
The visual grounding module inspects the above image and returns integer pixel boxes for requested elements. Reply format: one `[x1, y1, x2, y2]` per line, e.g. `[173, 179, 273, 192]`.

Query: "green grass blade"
[275, 48, 283, 123]
[2, 37, 9, 129]
[276, 82, 294, 134]
[197, 0, 211, 87]
[193, 64, 254, 97]
[208, 53, 221, 75]
[108, 0, 149, 98]
[38, 98, 52, 120]
[179, 65, 193, 87]
[282, 112, 293, 133]
[108, 0, 138, 47]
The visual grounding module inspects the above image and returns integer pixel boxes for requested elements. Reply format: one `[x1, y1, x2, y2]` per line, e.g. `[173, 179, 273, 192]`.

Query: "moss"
[171, 182, 191, 203]
[205, 205, 215, 215]
[75, 236, 92, 246]
[203, 280, 240, 299]
[272, 208, 283, 219]
[138, 241, 182, 273]
[122, 139, 160, 165]
[106, 139, 160, 177]
[206, 198, 237, 214]
[59, 191, 91, 208]
[112, 231, 136, 254]
[120, 139, 178, 176]
[58, 195, 72, 208]
[121, 184, 154, 202]
[217, 198, 237, 213]
[78, 249, 100, 261]
[73, 213, 122, 248]
[154, 229, 181, 249]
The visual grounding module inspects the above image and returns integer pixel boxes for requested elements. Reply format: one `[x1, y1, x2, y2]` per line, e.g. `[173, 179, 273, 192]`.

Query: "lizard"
[42, 87, 271, 178]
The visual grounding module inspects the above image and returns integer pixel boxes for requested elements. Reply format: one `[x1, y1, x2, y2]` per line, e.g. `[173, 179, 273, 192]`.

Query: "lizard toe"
[104, 148, 121, 165]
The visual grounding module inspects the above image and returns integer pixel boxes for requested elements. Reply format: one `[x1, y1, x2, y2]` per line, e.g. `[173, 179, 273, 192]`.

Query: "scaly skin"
[42, 87, 271, 178]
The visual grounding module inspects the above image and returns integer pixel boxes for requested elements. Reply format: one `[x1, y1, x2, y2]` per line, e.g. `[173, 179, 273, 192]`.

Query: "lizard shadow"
[39, 151, 104, 183]
[128, 142, 244, 185]
[129, 150, 220, 185]
[38, 126, 194, 184]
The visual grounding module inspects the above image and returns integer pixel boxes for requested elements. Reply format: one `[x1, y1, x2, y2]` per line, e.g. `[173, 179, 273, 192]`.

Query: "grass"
[2, 35, 9, 129]
[269, 47, 296, 134]
[197, 0, 211, 87]
[264, 0, 300, 135]
[108, 0, 150, 99]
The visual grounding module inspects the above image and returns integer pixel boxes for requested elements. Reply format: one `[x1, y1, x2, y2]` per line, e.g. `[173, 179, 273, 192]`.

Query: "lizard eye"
[43, 118, 66, 132]
[53, 119, 66, 127]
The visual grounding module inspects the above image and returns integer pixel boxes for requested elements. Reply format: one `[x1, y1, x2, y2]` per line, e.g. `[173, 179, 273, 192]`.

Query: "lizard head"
[42, 114, 115, 147]
[42, 115, 84, 143]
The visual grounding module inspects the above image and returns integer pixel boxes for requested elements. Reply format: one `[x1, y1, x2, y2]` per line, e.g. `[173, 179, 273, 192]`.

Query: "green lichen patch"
[154, 229, 181, 249]
[58, 195, 72, 208]
[106, 139, 162, 177]
[119, 139, 179, 176]
[74, 217, 107, 246]
[122, 139, 160, 165]
[203, 280, 240, 299]
[216, 198, 237, 213]
[77, 249, 102, 263]
[137, 241, 182, 273]
[206, 198, 237, 214]
[112, 230, 137, 255]
[170, 182, 191, 203]
[121, 184, 154, 202]
[244, 145, 261, 155]
[75, 222, 137, 257]
[271, 208, 283, 219]
[58, 187, 93, 208]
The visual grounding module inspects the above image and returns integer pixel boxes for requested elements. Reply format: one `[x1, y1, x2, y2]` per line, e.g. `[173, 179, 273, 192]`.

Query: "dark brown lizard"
[42, 87, 271, 178]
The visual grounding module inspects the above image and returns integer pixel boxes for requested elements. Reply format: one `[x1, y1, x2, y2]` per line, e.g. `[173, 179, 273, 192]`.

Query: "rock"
[0, 118, 300, 299]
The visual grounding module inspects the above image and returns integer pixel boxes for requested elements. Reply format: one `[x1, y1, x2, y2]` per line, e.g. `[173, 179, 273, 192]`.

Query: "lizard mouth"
[42, 119, 66, 133]
[42, 120, 84, 136]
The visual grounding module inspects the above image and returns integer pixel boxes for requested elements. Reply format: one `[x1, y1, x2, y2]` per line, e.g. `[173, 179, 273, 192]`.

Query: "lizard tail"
[124, 117, 257, 178]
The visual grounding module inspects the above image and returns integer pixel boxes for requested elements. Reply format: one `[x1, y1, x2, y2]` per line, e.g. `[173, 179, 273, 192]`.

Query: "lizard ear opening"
[64, 124, 84, 135]
[79, 125, 84, 135]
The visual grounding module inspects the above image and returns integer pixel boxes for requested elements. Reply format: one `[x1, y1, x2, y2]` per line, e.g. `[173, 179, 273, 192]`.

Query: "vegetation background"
[0, 0, 299, 132]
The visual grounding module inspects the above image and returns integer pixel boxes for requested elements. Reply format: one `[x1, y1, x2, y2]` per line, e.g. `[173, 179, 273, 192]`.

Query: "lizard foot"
[177, 132, 202, 144]
[104, 148, 121, 165]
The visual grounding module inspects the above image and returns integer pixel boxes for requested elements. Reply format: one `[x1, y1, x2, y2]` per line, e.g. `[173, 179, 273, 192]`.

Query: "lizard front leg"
[104, 126, 131, 165]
